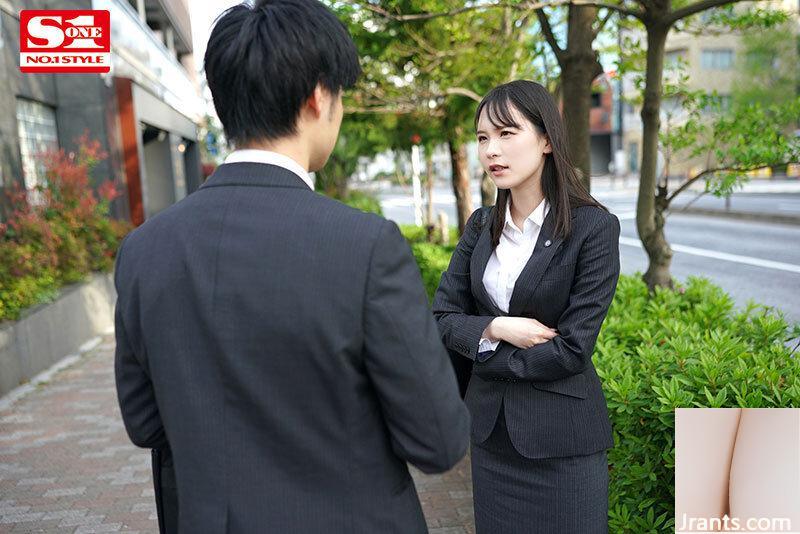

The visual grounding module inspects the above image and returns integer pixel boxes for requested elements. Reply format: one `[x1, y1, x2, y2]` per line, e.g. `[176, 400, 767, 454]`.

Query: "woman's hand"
[483, 317, 557, 349]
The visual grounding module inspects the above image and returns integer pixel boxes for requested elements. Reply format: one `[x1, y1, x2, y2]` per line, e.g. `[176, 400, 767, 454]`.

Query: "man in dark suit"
[113, 1, 470, 532]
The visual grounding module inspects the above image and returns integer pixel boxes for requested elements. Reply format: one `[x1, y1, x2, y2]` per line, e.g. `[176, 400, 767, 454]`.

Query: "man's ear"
[305, 84, 325, 119]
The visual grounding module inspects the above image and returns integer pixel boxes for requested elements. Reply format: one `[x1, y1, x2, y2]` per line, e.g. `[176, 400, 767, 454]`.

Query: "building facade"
[0, 0, 204, 225]
[620, 0, 800, 180]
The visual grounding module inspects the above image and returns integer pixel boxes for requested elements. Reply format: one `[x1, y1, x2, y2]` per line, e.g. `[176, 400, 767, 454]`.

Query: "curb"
[0, 331, 111, 412]
[668, 206, 800, 226]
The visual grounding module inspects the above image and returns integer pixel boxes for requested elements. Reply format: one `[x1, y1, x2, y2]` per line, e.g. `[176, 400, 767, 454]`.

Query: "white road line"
[618, 236, 800, 274]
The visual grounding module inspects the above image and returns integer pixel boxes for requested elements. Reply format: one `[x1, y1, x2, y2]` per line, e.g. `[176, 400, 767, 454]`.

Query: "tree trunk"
[481, 172, 496, 207]
[426, 150, 435, 226]
[394, 151, 406, 185]
[425, 150, 436, 242]
[448, 130, 473, 235]
[560, 5, 603, 193]
[334, 172, 348, 200]
[638, 25, 674, 290]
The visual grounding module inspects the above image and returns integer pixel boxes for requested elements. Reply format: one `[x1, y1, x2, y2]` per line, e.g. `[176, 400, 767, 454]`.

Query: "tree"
[337, 0, 540, 233]
[536, 5, 612, 189]
[601, 0, 789, 289]
[357, 0, 620, 191]
[663, 95, 800, 206]
[316, 113, 396, 198]
[199, 113, 226, 165]
[732, 20, 800, 109]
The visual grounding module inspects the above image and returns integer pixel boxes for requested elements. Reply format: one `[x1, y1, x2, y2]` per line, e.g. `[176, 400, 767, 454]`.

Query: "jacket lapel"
[470, 218, 504, 316]
[507, 208, 564, 316]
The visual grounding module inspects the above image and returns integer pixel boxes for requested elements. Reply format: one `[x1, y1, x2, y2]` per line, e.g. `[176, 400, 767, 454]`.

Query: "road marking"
[618, 236, 800, 274]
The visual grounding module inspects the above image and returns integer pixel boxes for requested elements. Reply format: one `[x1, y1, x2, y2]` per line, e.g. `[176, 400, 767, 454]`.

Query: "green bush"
[399, 225, 458, 300]
[408, 242, 454, 300]
[399, 224, 459, 247]
[0, 134, 131, 322]
[340, 190, 383, 215]
[399, 224, 429, 244]
[403, 239, 800, 533]
[598, 275, 800, 533]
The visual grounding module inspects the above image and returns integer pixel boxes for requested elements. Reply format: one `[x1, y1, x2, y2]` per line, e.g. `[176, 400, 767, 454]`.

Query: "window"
[16, 98, 59, 204]
[628, 142, 639, 172]
[700, 5, 734, 24]
[665, 49, 687, 68]
[661, 96, 682, 115]
[591, 92, 602, 108]
[701, 49, 734, 70]
[746, 50, 778, 70]
[703, 94, 732, 113]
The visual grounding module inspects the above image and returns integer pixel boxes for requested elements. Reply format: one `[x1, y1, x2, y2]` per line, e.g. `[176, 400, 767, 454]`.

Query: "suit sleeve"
[473, 214, 620, 382]
[114, 240, 167, 449]
[363, 220, 470, 474]
[431, 209, 496, 361]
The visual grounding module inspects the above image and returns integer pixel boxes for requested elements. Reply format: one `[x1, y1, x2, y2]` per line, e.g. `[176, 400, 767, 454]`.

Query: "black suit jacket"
[432, 204, 619, 459]
[114, 162, 470, 533]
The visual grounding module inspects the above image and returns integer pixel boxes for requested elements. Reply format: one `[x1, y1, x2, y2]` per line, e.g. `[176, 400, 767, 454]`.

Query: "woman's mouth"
[489, 164, 508, 176]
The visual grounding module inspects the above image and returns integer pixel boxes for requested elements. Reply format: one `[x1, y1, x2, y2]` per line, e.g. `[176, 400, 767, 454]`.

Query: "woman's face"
[476, 103, 552, 190]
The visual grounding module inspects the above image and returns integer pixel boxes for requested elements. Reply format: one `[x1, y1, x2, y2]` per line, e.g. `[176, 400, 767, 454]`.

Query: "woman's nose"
[486, 138, 500, 158]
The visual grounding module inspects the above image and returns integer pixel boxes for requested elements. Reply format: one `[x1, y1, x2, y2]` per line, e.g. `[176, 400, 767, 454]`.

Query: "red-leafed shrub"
[0, 133, 131, 321]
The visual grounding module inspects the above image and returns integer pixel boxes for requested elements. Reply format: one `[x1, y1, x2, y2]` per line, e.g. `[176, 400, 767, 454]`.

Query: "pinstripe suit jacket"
[432, 204, 619, 459]
[114, 163, 470, 533]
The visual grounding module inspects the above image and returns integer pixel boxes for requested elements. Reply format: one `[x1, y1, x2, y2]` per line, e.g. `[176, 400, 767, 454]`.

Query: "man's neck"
[239, 139, 310, 171]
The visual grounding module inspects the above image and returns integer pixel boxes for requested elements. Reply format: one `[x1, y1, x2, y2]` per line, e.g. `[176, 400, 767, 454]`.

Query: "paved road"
[0, 336, 476, 533]
[670, 192, 800, 218]
[379, 183, 800, 325]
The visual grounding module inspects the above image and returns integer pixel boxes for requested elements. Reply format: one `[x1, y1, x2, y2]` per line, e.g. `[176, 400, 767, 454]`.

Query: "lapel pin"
[544, 240, 552, 247]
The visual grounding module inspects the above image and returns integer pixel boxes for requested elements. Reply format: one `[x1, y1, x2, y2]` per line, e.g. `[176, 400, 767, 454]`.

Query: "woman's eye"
[500, 131, 513, 137]
[477, 136, 487, 142]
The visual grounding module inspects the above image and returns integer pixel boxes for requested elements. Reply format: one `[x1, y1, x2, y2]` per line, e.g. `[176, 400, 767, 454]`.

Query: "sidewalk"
[0, 335, 475, 533]
[592, 176, 800, 225]
[588, 175, 800, 195]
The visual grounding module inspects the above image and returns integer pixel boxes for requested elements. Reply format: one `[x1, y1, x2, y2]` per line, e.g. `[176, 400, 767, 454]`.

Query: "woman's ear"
[543, 135, 553, 154]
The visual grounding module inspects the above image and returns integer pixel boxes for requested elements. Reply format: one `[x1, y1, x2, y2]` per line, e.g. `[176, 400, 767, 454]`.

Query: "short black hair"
[204, 0, 361, 146]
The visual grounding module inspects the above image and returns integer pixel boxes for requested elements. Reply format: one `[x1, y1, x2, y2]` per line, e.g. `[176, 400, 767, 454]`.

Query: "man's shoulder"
[304, 193, 392, 238]
[119, 190, 392, 260]
[116, 198, 185, 253]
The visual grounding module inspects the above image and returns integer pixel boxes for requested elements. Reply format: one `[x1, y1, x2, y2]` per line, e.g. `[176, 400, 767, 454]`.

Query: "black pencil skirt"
[471, 406, 609, 534]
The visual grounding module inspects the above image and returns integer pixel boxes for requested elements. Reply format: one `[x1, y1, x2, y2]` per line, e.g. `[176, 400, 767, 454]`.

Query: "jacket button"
[544, 240, 552, 247]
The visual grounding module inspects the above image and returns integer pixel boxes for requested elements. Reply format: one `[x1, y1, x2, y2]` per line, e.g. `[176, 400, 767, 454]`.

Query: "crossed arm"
[433, 210, 620, 383]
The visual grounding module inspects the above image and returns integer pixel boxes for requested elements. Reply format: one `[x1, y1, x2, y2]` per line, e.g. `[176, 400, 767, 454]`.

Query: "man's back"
[114, 163, 470, 532]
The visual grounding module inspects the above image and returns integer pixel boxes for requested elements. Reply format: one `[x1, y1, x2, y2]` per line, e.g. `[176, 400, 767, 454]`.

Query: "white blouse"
[478, 198, 550, 352]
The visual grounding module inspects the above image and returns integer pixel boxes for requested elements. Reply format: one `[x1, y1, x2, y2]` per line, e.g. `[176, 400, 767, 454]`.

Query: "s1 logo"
[26, 14, 105, 49]
[19, 10, 111, 73]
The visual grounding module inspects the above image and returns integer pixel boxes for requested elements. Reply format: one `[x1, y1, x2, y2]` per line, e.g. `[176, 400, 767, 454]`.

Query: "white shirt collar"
[505, 198, 549, 233]
[224, 149, 314, 191]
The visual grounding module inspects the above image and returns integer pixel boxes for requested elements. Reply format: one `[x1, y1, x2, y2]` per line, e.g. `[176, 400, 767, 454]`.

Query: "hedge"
[399, 225, 800, 533]
[0, 135, 130, 321]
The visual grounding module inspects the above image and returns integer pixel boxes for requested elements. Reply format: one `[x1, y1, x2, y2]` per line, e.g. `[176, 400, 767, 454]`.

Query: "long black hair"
[474, 80, 606, 248]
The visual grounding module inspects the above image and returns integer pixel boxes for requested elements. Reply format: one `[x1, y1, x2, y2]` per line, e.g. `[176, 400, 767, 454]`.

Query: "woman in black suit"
[432, 80, 621, 533]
